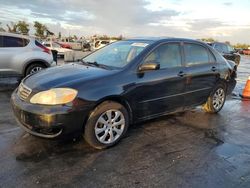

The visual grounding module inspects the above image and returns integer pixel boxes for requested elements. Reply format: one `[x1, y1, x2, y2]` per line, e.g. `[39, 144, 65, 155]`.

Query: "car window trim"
[138, 41, 184, 71]
[208, 48, 217, 63]
[183, 42, 215, 67]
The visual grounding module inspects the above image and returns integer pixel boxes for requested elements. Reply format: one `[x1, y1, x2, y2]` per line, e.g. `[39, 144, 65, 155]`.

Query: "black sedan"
[11, 38, 237, 149]
[208, 42, 241, 66]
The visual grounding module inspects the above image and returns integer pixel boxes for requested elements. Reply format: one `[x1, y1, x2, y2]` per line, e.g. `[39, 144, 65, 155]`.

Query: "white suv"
[0, 32, 56, 77]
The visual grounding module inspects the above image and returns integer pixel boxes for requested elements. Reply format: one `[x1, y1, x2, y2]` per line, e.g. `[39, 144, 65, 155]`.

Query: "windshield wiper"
[80, 60, 98, 66]
[80, 60, 111, 70]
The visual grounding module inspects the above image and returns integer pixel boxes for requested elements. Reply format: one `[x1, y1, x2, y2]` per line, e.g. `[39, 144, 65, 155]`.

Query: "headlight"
[30, 88, 78, 105]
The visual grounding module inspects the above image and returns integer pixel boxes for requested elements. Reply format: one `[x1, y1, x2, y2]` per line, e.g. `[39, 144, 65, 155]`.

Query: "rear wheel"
[203, 84, 226, 113]
[25, 63, 46, 76]
[84, 101, 129, 149]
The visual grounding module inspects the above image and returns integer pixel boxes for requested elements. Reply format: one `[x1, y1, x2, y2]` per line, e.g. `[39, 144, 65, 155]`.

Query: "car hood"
[23, 63, 114, 90]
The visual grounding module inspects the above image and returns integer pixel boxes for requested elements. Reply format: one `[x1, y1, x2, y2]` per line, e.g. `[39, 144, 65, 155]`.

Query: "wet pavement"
[0, 56, 250, 188]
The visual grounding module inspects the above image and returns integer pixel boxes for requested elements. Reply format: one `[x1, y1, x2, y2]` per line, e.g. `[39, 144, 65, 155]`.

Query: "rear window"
[214, 43, 228, 53]
[35, 40, 45, 48]
[184, 43, 209, 65]
[1, 36, 29, 47]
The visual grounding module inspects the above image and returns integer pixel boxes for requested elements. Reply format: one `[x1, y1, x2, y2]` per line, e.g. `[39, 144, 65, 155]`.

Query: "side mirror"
[139, 62, 160, 72]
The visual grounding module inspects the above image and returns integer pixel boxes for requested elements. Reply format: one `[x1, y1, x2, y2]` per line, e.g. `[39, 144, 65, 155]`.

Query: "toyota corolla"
[11, 38, 236, 149]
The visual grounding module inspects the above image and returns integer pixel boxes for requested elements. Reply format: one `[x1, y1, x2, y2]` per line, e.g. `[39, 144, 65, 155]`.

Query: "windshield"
[82, 40, 150, 68]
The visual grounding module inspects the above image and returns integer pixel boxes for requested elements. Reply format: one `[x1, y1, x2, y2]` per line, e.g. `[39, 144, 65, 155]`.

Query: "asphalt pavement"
[0, 56, 250, 188]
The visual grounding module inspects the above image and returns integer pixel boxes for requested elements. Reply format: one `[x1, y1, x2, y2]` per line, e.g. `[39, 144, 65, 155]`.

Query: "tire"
[84, 101, 129, 149]
[25, 63, 46, 76]
[203, 83, 226, 113]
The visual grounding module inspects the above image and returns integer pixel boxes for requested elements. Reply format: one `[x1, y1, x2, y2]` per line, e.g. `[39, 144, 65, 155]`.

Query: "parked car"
[208, 42, 241, 66]
[11, 38, 237, 149]
[82, 41, 91, 51]
[0, 32, 56, 77]
[55, 42, 72, 49]
[243, 48, 250, 55]
[94, 40, 110, 50]
[43, 41, 73, 56]
[237, 48, 244, 55]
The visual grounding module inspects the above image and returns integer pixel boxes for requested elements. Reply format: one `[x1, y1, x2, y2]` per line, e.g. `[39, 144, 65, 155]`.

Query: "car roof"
[124, 37, 206, 44]
[208, 42, 227, 45]
[0, 32, 35, 40]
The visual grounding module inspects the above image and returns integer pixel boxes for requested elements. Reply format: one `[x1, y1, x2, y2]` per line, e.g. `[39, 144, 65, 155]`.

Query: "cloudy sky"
[0, 0, 250, 44]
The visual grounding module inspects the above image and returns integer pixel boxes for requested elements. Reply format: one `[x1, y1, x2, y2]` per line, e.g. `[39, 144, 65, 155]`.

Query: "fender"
[22, 59, 50, 75]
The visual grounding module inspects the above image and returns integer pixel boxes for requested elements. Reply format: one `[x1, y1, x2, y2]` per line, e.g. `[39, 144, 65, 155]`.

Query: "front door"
[130, 42, 186, 120]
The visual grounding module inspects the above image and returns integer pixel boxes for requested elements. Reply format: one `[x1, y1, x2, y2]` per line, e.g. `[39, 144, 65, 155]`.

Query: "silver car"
[0, 32, 56, 77]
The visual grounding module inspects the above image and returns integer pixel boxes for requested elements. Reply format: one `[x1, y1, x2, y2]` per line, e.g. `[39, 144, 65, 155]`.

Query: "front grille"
[18, 83, 32, 101]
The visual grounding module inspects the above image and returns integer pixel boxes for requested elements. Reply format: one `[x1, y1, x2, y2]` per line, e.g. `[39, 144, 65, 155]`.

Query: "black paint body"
[11, 38, 237, 138]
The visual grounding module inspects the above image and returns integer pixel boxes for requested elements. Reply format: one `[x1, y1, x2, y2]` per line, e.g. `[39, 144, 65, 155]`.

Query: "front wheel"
[84, 101, 129, 149]
[203, 84, 226, 113]
[25, 63, 46, 76]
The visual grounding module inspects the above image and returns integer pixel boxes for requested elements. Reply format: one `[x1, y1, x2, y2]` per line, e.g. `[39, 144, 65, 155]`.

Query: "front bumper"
[11, 90, 91, 138]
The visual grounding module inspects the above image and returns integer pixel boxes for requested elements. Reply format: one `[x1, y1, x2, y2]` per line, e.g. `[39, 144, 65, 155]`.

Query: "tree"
[16, 21, 29, 35]
[34, 21, 47, 39]
[0, 22, 5, 32]
[73, 35, 78, 41]
[118, 35, 123, 40]
[58, 32, 61, 39]
[200, 38, 217, 42]
[6, 22, 18, 33]
[233, 43, 250, 49]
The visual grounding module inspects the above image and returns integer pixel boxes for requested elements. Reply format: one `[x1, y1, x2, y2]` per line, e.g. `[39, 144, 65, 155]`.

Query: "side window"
[184, 43, 209, 65]
[2, 36, 27, 47]
[23, 38, 29, 46]
[0, 36, 3, 47]
[144, 43, 182, 69]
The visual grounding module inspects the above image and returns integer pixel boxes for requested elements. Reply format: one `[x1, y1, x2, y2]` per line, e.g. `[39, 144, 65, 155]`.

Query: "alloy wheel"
[212, 88, 225, 110]
[95, 109, 125, 144]
[30, 66, 43, 74]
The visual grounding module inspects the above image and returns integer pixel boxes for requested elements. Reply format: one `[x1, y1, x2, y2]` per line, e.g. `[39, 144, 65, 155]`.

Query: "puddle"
[14, 135, 97, 163]
[216, 143, 242, 159]
[0, 77, 19, 91]
[204, 129, 224, 146]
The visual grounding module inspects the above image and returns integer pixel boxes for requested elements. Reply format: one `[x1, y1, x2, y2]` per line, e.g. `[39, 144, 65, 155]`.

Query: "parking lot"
[0, 56, 250, 188]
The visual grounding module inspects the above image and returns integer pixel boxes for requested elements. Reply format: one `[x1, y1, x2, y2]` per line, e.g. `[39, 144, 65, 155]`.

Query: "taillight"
[35, 40, 51, 54]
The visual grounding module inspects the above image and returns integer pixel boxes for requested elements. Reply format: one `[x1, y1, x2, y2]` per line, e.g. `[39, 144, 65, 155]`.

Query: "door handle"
[178, 71, 186, 77]
[211, 66, 217, 72]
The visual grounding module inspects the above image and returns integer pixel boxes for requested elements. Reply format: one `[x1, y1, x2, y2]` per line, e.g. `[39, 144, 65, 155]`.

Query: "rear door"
[0, 35, 28, 75]
[183, 42, 219, 107]
[131, 42, 186, 119]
